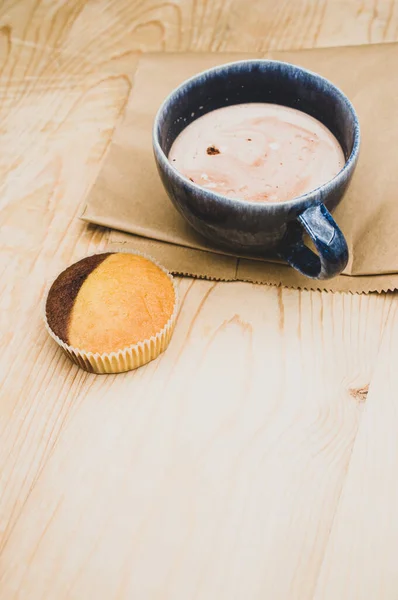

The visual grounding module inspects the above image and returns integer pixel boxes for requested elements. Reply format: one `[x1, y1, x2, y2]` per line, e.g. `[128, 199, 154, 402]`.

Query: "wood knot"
[349, 384, 369, 402]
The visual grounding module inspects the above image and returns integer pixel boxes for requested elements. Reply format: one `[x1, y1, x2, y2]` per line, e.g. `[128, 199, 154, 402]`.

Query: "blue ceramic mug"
[153, 61, 360, 280]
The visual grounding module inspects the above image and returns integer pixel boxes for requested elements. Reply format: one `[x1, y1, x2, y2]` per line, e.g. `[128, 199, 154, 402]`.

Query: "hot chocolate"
[169, 103, 345, 203]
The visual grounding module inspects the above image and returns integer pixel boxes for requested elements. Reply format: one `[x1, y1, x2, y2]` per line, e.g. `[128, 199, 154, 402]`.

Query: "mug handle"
[277, 203, 348, 280]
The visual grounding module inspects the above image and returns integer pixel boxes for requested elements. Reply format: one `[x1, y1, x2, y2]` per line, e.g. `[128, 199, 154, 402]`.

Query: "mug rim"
[153, 59, 361, 211]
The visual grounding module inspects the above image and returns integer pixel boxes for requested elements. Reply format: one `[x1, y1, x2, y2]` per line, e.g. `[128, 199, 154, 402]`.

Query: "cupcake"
[44, 251, 178, 373]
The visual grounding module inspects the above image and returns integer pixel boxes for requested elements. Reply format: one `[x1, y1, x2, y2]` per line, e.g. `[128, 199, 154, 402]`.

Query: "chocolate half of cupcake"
[45, 252, 177, 373]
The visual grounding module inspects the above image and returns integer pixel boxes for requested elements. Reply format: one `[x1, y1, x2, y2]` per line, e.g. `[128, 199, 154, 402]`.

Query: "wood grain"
[0, 1, 398, 598]
[314, 299, 398, 599]
[0, 284, 393, 599]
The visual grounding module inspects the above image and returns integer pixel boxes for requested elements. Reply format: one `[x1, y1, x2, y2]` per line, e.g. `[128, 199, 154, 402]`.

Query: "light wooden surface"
[1, 1, 397, 598]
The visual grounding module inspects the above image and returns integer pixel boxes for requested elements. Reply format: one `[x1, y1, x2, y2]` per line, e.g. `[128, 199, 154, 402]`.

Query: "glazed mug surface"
[153, 60, 360, 280]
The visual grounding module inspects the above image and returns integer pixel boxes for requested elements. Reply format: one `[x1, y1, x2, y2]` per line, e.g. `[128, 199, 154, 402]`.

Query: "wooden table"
[1, 1, 398, 598]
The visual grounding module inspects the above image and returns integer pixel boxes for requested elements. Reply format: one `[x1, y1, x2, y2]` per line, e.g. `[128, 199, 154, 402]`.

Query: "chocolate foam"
[169, 103, 345, 203]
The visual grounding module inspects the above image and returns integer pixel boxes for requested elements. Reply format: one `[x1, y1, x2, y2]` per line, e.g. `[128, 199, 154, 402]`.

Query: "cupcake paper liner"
[43, 249, 178, 374]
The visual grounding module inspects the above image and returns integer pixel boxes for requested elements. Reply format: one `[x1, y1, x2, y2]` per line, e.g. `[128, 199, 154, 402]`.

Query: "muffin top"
[46, 253, 176, 354]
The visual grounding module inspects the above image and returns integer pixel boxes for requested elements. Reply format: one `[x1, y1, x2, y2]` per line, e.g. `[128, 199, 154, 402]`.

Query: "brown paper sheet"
[83, 45, 398, 293]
